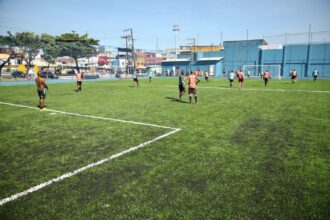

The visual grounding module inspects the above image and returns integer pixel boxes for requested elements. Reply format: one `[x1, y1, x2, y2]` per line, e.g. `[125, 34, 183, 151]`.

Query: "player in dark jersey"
[178, 71, 186, 101]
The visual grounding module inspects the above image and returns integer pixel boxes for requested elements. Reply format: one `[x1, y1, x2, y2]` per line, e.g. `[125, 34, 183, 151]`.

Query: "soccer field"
[0, 78, 329, 219]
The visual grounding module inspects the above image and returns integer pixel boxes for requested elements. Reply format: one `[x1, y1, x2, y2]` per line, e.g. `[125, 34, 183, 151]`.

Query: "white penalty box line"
[0, 101, 181, 206]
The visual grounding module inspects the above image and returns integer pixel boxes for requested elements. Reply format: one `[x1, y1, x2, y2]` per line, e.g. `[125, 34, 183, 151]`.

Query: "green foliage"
[40, 34, 59, 66]
[9, 32, 42, 74]
[0, 31, 99, 73]
[56, 31, 99, 70]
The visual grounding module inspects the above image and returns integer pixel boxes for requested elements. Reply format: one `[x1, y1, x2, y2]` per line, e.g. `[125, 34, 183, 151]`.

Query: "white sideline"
[0, 101, 181, 206]
[0, 101, 176, 129]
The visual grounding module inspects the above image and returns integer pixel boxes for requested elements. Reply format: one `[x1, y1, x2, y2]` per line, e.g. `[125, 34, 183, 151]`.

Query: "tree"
[0, 32, 18, 77]
[56, 31, 99, 71]
[40, 33, 60, 69]
[13, 32, 43, 75]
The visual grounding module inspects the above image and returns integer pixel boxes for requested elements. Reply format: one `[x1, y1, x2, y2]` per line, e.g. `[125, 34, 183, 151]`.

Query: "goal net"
[243, 65, 282, 79]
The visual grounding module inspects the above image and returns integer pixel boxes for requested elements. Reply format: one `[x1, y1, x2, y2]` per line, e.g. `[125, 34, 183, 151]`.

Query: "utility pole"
[121, 35, 129, 74]
[187, 38, 196, 53]
[187, 38, 196, 65]
[173, 25, 180, 60]
[306, 24, 312, 77]
[123, 28, 135, 74]
[197, 33, 199, 47]
[220, 31, 223, 46]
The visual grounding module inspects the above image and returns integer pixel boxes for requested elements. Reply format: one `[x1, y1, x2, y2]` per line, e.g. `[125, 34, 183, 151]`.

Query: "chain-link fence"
[263, 31, 330, 45]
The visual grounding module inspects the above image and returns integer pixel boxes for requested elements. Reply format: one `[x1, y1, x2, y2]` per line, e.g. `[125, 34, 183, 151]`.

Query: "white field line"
[99, 83, 330, 94]
[0, 101, 175, 130]
[162, 85, 330, 94]
[0, 128, 181, 206]
[0, 101, 181, 206]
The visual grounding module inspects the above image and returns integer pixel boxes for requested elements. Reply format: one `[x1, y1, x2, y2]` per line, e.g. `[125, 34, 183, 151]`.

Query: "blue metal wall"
[161, 40, 330, 78]
[262, 43, 330, 78]
[221, 39, 267, 73]
[308, 43, 330, 77]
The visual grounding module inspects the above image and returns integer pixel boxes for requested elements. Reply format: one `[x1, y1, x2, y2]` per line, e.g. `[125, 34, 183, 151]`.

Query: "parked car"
[66, 69, 77, 75]
[11, 71, 25, 78]
[84, 74, 99, 79]
[41, 71, 59, 79]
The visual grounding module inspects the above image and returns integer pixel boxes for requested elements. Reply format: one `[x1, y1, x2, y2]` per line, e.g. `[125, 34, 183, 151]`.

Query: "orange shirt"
[237, 71, 244, 79]
[188, 74, 200, 88]
[264, 71, 270, 79]
[76, 73, 83, 81]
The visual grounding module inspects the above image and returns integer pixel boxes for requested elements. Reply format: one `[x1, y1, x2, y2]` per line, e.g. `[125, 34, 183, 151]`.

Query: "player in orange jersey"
[186, 71, 200, 104]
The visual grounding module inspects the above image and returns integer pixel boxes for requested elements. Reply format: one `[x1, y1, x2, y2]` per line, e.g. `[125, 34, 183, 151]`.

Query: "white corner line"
[0, 101, 176, 130]
[0, 128, 181, 206]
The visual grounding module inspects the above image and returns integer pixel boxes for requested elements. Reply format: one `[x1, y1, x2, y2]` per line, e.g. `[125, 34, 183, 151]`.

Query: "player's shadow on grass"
[165, 97, 189, 104]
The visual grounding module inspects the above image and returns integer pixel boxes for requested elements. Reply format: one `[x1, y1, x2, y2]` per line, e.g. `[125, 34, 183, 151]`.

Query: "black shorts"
[189, 88, 197, 94]
[77, 81, 82, 86]
[205, 76, 209, 80]
[238, 78, 244, 82]
[133, 78, 138, 82]
[229, 79, 234, 82]
[264, 78, 269, 82]
[179, 85, 185, 93]
[37, 88, 46, 99]
[291, 75, 296, 79]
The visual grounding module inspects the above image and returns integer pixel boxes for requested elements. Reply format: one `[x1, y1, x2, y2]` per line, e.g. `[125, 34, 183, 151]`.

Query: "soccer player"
[237, 69, 244, 89]
[187, 71, 200, 104]
[228, 70, 235, 87]
[204, 71, 209, 82]
[312, 68, 318, 82]
[247, 70, 251, 80]
[35, 71, 48, 110]
[76, 70, 84, 92]
[178, 71, 185, 101]
[148, 72, 152, 83]
[291, 69, 297, 84]
[263, 70, 271, 86]
[132, 72, 139, 87]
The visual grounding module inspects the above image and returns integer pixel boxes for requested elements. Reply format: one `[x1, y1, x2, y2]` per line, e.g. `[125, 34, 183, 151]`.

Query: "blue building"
[161, 51, 223, 76]
[161, 40, 330, 78]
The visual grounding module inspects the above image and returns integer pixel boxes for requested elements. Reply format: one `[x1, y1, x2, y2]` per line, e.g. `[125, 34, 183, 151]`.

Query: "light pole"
[173, 25, 180, 60]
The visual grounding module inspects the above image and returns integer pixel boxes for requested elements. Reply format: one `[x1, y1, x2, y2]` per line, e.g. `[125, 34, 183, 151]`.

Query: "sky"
[0, 0, 329, 51]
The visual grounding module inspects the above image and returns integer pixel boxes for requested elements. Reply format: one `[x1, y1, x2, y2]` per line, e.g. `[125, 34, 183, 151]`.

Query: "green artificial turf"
[0, 77, 329, 219]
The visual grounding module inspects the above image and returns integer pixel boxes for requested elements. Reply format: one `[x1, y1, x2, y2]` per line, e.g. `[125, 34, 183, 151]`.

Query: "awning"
[161, 58, 191, 63]
[196, 57, 223, 62]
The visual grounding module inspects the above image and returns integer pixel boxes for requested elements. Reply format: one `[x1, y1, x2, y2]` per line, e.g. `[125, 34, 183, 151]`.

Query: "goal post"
[243, 64, 282, 79]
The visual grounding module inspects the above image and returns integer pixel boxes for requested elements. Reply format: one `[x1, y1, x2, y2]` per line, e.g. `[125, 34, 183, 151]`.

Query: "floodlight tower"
[173, 25, 180, 60]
